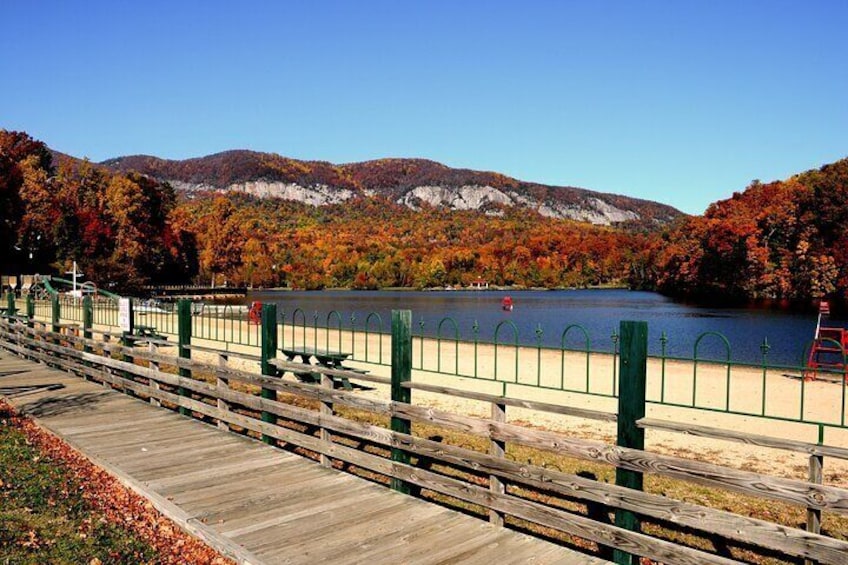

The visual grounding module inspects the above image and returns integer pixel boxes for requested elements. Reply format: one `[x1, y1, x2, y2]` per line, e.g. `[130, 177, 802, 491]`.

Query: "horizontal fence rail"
[14, 294, 848, 441]
[2, 311, 848, 565]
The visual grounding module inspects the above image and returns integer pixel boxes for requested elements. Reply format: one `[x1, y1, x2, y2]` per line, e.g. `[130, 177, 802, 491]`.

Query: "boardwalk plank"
[271, 502, 441, 562]
[148, 452, 290, 489]
[156, 456, 298, 497]
[211, 481, 366, 537]
[227, 478, 379, 544]
[175, 468, 347, 514]
[120, 440, 269, 477]
[0, 352, 609, 565]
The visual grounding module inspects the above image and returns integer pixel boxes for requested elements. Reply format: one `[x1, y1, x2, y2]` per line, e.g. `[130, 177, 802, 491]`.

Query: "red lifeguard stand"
[804, 301, 848, 381]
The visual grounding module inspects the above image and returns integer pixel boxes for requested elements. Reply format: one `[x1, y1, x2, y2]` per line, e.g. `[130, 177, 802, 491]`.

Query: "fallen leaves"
[22, 529, 40, 549]
[0, 399, 234, 565]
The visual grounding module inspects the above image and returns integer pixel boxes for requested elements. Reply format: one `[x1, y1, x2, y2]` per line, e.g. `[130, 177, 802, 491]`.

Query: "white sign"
[118, 298, 132, 332]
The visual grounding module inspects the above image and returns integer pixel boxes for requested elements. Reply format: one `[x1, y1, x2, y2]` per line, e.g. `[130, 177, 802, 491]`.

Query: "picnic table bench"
[279, 346, 364, 390]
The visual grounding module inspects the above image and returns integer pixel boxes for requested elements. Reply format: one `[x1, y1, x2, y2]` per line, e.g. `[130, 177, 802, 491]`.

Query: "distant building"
[470, 278, 489, 290]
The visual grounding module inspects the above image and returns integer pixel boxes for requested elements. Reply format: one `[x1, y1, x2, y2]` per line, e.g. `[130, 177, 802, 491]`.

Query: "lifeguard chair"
[804, 301, 848, 381]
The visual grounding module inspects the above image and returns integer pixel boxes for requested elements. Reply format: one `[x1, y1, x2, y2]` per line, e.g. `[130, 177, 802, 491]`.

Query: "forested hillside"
[648, 158, 848, 304]
[172, 193, 650, 290]
[3, 129, 847, 306]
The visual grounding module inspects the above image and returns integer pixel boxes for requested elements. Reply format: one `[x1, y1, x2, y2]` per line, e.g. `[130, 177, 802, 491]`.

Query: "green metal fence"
[648, 330, 848, 441]
[20, 296, 848, 437]
[276, 307, 848, 437]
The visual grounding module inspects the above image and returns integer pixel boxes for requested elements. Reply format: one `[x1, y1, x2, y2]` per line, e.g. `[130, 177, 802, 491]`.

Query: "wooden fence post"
[149, 340, 161, 408]
[614, 320, 648, 565]
[177, 299, 192, 416]
[490, 398, 506, 526]
[5, 292, 17, 352]
[320, 372, 334, 467]
[22, 294, 34, 357]
[806, 449, 824, 565]
[217, 352, 230, 431]
[260, 303, 278, 445]
[391, 309, 412, 494]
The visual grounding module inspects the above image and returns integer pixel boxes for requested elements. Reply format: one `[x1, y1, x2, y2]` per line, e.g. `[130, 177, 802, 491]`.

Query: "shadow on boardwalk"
[19, 391, 111, 418]
[0, 355, 608, 565]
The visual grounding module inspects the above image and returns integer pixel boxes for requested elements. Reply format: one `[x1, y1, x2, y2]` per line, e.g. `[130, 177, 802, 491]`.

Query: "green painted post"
[613, 320, 648, 565]
[82, 296, 93, 344]
[177, 299, 192, 416]
[51, 294, 60, 333]
[260, 303, 278, 444]
[391, 309, 412, 494]
[50, 293, 61, 353]
[82, 296, 94, 353]
[81, 296, 93, 378]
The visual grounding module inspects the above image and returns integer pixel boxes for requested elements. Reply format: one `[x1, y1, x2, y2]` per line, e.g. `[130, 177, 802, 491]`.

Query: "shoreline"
[250, 284, 632, 293]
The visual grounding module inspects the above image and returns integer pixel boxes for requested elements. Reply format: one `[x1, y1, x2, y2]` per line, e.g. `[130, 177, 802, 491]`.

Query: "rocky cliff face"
[169, 180, 357, 207]
[103, 151, 682, 226]
[397, 185, 639, 223]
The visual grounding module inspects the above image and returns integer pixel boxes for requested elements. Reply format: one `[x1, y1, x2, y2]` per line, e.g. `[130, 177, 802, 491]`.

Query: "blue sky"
[1, 1, 846, 214]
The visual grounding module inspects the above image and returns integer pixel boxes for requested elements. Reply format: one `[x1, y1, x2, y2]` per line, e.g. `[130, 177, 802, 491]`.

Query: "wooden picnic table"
[279, 346, 357, 389]
[126, 324, 167, 344]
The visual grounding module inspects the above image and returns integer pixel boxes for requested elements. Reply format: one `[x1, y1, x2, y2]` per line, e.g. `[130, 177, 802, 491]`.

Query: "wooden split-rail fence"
[1, 308, 848, 565]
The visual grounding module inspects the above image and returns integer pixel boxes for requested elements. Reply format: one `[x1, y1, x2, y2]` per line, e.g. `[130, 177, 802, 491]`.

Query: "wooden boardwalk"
[0, 353, 609, 564]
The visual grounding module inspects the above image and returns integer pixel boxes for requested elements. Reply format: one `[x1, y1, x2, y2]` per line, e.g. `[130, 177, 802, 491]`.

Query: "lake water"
[247, 289, 843, 366]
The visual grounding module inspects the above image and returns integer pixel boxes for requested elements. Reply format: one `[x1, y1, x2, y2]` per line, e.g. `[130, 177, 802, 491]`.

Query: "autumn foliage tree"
[650, 159, 848, 304]
[0, 130, 196, 291]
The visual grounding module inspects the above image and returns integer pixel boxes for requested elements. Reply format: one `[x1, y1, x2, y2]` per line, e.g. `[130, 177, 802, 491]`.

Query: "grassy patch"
[0, 406, 156, 564]
[0, 401, 232, 565]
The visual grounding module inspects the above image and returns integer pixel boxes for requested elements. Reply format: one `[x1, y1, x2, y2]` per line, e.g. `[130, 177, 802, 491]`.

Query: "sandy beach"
[27, 301, 848, 487]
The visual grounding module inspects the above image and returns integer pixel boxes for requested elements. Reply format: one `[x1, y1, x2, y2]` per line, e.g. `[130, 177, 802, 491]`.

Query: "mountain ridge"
[101, 150, 683, 226]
